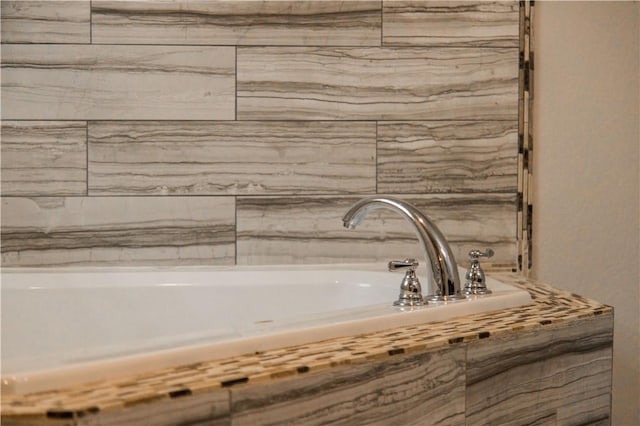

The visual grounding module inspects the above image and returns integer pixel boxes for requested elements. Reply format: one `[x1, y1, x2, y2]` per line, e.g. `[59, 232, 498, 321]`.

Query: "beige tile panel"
[383, 1, 519, 47]
[86, 391, 230, 426]
[92, 1, 381, 46]
[378, 121, 518, 193]
[0, 1, 90, 44]
[0, 276, 613, 422]
[466, 314, 614, 425]
[1, 197, 235, 267]
[237, 47, 518, 120]
[236, 194, 517, 269]
[1, 121, 87, 196]
[230, 347, 466, 426]
[88, 121, 376, 195]
[1, 45, 235, 120]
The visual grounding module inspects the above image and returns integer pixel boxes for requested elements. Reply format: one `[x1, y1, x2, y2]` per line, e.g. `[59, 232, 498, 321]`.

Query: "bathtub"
[1, 263, 532, 395]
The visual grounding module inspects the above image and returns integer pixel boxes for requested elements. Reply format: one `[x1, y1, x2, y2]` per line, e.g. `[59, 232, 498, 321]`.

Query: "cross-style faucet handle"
[464, 248, 494, 295]
[387, 259, 425, 306]
[468, 249, 494, 260]
[388, 258, 418, 272]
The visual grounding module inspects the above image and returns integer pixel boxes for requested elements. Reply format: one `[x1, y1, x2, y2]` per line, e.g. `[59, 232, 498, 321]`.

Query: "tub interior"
[1, 264, 532, 395]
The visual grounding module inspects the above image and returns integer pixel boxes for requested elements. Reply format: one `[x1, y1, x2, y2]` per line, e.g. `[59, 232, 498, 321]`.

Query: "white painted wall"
[532, 2, 639, 424]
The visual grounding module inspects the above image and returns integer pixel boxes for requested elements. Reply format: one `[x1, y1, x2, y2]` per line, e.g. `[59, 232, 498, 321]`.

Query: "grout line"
[1, 119, 520, 123]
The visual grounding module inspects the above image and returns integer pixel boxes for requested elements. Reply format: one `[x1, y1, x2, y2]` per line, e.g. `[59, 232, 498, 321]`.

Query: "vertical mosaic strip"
[517, 1, 534, 273]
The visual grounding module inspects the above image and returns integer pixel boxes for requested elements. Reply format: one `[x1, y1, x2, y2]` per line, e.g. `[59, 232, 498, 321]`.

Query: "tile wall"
[1, 1, 521, 268]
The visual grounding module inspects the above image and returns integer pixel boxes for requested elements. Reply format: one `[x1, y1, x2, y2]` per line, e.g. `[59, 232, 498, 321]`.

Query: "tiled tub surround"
[0, 275, 613, 425]
[1, 0, 523, 269]
[1, 265, 532, 396]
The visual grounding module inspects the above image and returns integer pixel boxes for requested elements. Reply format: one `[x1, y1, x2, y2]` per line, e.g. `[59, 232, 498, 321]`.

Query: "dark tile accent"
[387, 348, 406, 356]
[168, 388, 193, 399]
[46, 410, 74, 419]
[478, 331, 491, 339]
[221, 377, 249, 388]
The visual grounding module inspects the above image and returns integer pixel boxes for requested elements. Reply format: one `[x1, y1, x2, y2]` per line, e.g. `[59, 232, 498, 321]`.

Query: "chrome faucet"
[342, 197, 464, 301]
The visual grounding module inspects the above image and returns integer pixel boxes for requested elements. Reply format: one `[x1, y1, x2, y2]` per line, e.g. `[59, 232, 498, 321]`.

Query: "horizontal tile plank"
[237, 47, 518, 120]
[383, 1, 519, 47]
[1, 45, 235, 120]
[92, 1, 381, 46]
[466, 315, 613, 425]
[88, 121, 376, 195]
[377, 121, 518, 193]
[237, 194, 518, 288]
[231, 347, 465, 425]
[1, 121, 87, 196]
[93, 391, 230, 426]
[1, 1, 90, 44]
[1, 197, 235, 267]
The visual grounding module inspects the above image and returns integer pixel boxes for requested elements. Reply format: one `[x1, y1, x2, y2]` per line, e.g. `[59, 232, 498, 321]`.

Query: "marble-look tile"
[0, 416, 71, 426]
[1, 45, 235, 120]
[237, 47, 518, 120]
[92, 1, 381, 46]
[1, 1, 90, 44]
[230, 347, 466, 425]
[1, 197, 235, 267]
[377, 121, 518, 193]
[237, 194, 517, 271]
[383, 1, 519, 47]
[88, 121, 376, 195]
[82, 391, 230, 426]
[465, 315, 613, 426]
[1, 121, 87, 196]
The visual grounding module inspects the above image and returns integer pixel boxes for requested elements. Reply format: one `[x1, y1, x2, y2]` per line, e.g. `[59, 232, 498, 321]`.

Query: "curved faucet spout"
[342, 197, 463, 301]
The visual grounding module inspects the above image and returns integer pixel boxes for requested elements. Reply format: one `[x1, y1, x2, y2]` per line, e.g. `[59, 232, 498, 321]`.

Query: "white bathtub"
[1, 263, 532, 395]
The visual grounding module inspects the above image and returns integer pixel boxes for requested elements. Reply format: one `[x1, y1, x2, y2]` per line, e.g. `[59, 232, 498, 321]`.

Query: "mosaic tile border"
[517, 0, 534, 272]
[1, 274, 611, 421]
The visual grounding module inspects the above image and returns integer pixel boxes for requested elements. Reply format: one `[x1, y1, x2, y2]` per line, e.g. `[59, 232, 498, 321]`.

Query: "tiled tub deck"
[1, 274, 612, 426]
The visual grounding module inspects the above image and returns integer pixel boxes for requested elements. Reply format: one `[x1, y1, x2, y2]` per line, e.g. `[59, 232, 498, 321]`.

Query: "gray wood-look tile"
[1, 45, 235, 120]
[237, 194, 517, 271]
[92, 1, 381, 46]
[85, 391, 230, 426]
[88, 121, 376, 195]
[383, 1, 519, 47]
[466, 315, 613, 426]
[237, 47, 518, 120]
[378, 121, 518, 193]
[230, 347, 466, 426]
[1, 1, 90, 44]
[1, 121, 87, 196]
[1, 197, 235, 267]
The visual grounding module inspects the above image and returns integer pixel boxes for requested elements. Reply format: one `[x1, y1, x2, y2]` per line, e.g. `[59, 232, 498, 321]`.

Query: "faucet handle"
[468, 248, 494, 260]
[388, 259, 425, 307]
[463, 248, 493, 295]
[388, 258, 418, 272]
